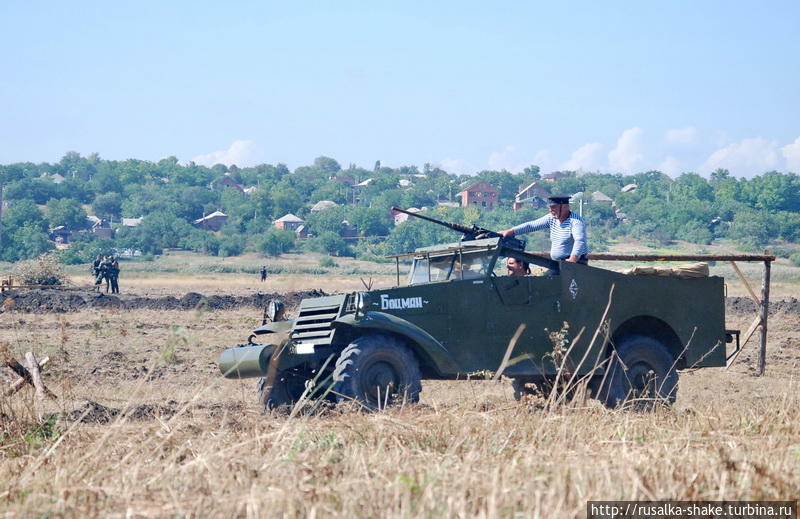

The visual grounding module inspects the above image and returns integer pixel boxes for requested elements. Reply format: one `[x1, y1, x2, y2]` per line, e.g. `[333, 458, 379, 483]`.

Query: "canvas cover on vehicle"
[623, 262, 709, 279]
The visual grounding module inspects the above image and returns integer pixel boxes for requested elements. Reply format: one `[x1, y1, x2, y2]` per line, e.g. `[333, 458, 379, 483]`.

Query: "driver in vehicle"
[506, 257, 530, 276]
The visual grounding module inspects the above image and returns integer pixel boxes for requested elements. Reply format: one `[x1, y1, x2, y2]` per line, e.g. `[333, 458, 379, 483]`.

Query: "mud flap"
[258, 339, 290, 408]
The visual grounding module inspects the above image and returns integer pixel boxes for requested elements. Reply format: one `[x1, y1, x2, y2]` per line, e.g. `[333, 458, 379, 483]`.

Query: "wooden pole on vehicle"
[758, 258, 771, 376]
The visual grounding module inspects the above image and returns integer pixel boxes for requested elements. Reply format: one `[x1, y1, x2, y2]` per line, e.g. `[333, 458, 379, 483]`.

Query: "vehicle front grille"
[291, 304, 341, 342]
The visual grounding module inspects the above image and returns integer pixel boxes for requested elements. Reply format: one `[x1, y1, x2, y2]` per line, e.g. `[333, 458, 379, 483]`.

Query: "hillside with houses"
[1, 153, 799, 264]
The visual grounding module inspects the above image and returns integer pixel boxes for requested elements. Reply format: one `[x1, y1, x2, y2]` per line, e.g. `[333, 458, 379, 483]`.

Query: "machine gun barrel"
[390, 207, 526, 250]
[391, 207, 485, 236]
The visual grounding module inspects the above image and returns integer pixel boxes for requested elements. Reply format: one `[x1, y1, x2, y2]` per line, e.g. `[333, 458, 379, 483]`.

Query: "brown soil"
[2, 287, 797, 317]
[0, 288, 327, 313]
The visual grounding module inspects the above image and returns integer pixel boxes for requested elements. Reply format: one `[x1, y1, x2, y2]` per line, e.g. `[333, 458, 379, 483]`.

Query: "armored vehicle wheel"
[333, 334, 422, 410]
[592, 336, 678, 410]
[257, 367, 310, 410]
[512, 377, 546, 401]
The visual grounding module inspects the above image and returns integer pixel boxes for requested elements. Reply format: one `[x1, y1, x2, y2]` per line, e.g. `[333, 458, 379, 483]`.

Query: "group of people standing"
[92, 255, 121, 293]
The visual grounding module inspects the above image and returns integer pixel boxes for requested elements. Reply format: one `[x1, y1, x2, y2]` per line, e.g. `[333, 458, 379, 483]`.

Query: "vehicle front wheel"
[257, 367, 311, 411]
[333, 335, 422, 410]
[592, 335, 678, 410]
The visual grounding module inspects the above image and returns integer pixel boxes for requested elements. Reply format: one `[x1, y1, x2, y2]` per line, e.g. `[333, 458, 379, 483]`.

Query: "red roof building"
[458, 181, 499, 210]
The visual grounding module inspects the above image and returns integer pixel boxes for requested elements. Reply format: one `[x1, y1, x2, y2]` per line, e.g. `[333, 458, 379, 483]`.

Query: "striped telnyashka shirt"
[511, 212, 589, 260]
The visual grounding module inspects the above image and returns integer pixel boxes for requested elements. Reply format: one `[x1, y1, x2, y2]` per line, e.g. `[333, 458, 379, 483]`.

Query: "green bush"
[308, 231, 352, 257]
[320, 257, 337, 268]
[218, 234, 246, 257]
[259, 229, 296, 257]
[790, 253, 800, 267]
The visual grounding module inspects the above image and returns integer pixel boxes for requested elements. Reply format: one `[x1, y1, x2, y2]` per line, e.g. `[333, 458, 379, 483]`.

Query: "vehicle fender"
[252, 319, 294, 335]
[332, 312, 460, 376]
[219, 344, 274, 379]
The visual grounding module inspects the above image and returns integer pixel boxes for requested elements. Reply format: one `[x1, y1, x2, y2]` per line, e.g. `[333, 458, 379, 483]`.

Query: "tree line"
[0, 152, 798, 264]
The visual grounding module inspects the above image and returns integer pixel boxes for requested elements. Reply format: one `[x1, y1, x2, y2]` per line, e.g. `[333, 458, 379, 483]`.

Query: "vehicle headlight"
[267, 300, 286, 321]
[355, 292, 370, 312]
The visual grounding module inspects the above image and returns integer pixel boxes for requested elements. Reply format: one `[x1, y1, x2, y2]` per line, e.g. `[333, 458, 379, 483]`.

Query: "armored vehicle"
[219, 210, 732, 410]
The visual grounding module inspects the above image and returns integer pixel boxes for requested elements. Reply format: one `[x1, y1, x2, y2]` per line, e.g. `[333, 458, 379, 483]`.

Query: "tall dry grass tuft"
[3, 379, 799, 517]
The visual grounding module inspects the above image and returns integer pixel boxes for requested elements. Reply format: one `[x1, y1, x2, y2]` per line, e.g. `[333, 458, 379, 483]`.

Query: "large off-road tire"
[592, 335, 678, 410]
[332, 334, 422, 410]
[257, 367, 311, 411]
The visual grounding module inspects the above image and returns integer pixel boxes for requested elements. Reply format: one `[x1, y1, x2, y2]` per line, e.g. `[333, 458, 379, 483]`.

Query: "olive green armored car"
[219, 211, 732, 410]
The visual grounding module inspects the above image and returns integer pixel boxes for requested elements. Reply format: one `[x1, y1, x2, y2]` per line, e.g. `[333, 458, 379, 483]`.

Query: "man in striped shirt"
[500, 196, 589, 265]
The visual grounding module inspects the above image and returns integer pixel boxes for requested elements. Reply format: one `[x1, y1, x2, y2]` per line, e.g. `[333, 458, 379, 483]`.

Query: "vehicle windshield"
[407, 250, 493, 285]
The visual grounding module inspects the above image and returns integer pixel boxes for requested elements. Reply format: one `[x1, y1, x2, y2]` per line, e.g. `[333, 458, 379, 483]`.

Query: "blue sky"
[1, 1, 799, 177]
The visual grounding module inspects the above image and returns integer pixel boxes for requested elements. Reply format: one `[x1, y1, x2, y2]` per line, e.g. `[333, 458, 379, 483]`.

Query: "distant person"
[260, 266, 267, 282]
[506, 257, 530, 277]
[92, 255, 103, 291]
[109, 257, 120, 294]
[98, 256, 113, 293]
[500, 195, 589, 268]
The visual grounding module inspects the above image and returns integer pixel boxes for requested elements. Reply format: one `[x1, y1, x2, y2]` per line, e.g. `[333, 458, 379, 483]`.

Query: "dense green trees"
[1, 151, 798, 263]
[46, 198, 87, 230]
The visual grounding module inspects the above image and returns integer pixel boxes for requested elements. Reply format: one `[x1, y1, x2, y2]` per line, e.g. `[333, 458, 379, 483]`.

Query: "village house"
[340, 220, 358, 241]
[352, 178, 373, 205]
[49, 226, 72, 247]
[393, 207, 422, 225]
[542, 171, 570, 182]
[122, 217, 143, 227]
[311, 200, 338, 213]
[39, 172, 65, 184]
[591, 191, 614, 204]
[512, 182, 551, 211]
[274, 213, 304, 231]
[86, 215, 114, 239]
[212, 173, 244, 193]
[194, 211, 228, 231]
[459, 181, 499, 210]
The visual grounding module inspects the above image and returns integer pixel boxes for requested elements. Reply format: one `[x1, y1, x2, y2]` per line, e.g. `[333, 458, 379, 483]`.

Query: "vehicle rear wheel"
[333, 334, 422, 410]
[592, 335, 678, 410]
[257, 367, 311, 411]
[511, 377, 548, 401]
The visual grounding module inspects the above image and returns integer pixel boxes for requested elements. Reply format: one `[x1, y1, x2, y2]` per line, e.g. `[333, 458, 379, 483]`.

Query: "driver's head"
[506, 257, 530, 276]
[547, 196, 571, 219]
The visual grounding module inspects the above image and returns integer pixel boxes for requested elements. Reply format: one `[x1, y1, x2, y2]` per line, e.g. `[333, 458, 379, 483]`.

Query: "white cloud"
[487, 145, 518, 171]
[608, 127, 645, 173]
[560, 142, 603, 171]
[438, 158, 473, 175]
[658, 156, 681, 176]
[701, 137, 780, 177]
[665, 126, 697, 145]
[191, 140, 255, 167]
[781, 136, 800, 173]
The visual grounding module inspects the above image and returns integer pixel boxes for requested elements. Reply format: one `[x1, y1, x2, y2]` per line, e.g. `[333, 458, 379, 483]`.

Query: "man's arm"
[500, 214, 551, 238]
[566, 217, 588, 262]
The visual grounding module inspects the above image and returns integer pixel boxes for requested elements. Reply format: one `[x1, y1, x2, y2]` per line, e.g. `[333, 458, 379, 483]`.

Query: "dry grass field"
[1, 262, 799, 517]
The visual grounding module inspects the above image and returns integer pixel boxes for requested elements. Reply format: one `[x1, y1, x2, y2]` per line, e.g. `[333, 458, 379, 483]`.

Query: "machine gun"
[391, 207, 526, 250]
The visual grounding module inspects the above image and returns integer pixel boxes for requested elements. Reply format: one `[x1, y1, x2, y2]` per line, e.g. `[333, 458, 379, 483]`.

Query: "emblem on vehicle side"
[569, 279, 579, 300]
[380, 295, 427, 310]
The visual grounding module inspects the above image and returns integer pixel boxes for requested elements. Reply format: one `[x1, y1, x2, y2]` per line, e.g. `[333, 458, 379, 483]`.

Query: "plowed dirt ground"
[1, 281, 798, 517]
